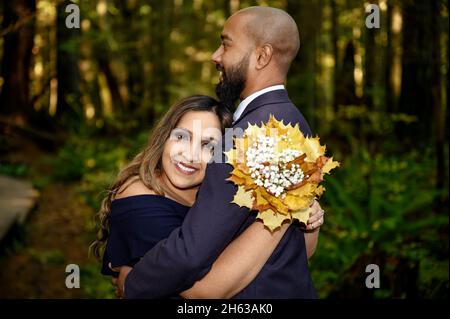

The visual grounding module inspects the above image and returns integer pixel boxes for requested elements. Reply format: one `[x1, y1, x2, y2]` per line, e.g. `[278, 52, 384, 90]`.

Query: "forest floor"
[0, 137, 110, 298]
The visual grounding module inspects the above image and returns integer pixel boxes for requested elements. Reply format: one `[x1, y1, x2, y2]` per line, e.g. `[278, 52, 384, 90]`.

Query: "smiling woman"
[160, 110, 223, 206]
[90, 95, 232, 260]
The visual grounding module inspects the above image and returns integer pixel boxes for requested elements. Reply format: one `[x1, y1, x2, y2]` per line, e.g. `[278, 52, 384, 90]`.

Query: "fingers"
[109, 262, 120, 273]
[307, 200, 324, 230]
[111, 277, 118, 286]
[309, 199, 319, 208]
[307, 217, 324, 230]
[308, 209, 324, 224]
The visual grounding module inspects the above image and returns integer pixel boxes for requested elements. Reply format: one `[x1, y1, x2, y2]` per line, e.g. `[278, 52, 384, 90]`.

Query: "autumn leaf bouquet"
[225, 115, 340, 231]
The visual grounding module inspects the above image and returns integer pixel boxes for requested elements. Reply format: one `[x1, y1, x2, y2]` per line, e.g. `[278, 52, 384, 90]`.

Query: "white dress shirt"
[233, 85, 286, 123]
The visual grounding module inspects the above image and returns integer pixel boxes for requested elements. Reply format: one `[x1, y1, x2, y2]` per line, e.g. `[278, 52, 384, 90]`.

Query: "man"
[113, 6, 321, 298]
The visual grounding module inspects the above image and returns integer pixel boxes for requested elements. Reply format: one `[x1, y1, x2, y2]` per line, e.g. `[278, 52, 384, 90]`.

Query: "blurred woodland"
[0, 0, 448, 298]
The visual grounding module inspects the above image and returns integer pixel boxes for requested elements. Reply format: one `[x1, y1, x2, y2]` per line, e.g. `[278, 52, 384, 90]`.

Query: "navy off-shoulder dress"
[101, 194, 189, 278]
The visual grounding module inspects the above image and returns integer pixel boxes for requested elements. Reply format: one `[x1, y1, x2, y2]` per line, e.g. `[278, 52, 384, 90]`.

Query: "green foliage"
[27, 248, 65, 266]
[310, 144, 449, 298]
[0, 161, 29, 177]
[80, 264, 116, 299]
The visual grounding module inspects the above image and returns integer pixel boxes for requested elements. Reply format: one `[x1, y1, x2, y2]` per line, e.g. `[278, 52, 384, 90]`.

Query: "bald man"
[121, 6, 318, 299]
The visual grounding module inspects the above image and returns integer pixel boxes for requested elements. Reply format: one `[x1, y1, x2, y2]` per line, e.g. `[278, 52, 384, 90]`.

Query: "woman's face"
[161, 110, 222, 190]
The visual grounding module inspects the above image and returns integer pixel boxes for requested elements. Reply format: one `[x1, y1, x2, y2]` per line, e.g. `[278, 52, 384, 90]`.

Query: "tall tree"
[399, 0, 434, 142]
[430, 0, 445, 205]
[331, 0, 339, 113]
[336, 41, 359, 106]
[384, 0, 395, 112]
[56, 0, 81, 127]
[148, 0, 174, 119]
[117, 0, 144, 115]
[286, 0, 321, 129]
[364, 0, 377, 110]
[0, 0, 36, 119]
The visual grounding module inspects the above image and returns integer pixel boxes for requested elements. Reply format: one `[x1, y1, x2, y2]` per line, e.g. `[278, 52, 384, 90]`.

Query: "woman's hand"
[306, 200, 324, 231]
[110, 263, 133, 298]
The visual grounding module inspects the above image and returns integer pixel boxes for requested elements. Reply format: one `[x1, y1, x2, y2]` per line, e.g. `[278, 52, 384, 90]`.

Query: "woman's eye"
[203, 143, 216, 152]
[171, 130, 189, 141]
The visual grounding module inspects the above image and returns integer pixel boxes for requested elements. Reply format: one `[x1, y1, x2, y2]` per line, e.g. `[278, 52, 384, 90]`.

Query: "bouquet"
[225, 115, 340, 231]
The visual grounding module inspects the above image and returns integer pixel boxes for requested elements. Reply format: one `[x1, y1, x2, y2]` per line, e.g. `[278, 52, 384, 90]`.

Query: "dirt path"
[0, 182, 99, 298]
[0, 139, 113, 298]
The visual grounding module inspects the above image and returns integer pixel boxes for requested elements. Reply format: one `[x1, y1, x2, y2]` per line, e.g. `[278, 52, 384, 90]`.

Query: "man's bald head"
[232, 6, 300, 74]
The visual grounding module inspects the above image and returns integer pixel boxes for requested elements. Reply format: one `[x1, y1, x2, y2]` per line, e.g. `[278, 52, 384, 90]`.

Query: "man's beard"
[215, 54, 250, 111]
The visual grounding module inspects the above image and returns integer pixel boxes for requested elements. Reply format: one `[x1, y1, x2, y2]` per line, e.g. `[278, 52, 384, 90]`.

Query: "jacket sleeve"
[124, 161, 250, 298]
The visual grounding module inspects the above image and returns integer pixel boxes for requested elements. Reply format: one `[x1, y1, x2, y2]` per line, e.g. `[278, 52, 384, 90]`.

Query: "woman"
[91, 95, 324, 298]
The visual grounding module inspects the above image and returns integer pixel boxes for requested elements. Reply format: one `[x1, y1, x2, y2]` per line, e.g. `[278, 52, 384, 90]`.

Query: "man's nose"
[211, 46, 223, 65]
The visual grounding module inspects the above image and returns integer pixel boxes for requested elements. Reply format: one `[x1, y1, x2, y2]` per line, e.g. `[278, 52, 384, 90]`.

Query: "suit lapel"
[233, 89, 291, 127]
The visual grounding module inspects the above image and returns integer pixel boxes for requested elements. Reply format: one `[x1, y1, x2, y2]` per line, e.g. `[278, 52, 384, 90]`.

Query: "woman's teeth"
[177, 162, 196, 173]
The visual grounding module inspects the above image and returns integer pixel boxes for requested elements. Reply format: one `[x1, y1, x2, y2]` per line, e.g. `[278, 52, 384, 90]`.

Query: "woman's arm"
[304, 227, 320, 258]
[304, 200, 324, 258]
[180, 220, 291, 299]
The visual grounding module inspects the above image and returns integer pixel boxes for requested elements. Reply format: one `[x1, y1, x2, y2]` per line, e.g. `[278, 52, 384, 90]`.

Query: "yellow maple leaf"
[228, 168, 254, 186]
[322, 157, 340, 174]
[224, 149, 236, 165]
[231, 185, 254, 209]
[254, 188, 271, 210]
[302, 136, 326, 162]
[285, 193, 313, 211]
[291, 207, 312, 225]
[315, 185, 325, 197]
[287, 183, 316, 198]
[256, 209, 291, 232]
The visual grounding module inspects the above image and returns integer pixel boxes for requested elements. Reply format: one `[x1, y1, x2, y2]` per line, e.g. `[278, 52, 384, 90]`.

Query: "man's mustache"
[215, 63, 225, 73]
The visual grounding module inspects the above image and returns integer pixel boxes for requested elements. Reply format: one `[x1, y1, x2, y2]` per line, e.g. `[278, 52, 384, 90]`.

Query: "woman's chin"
[169, 176, 202, 191]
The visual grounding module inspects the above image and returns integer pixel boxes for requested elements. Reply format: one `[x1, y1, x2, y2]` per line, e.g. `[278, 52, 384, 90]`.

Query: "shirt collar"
[233, 85, 285, 123]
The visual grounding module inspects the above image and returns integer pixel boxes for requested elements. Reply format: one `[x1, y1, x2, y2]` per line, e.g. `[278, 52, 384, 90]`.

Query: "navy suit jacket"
[124, 89, 317, 298]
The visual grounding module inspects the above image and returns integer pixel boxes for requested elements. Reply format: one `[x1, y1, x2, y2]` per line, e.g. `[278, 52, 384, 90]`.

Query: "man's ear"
[255, 43, 273, 70]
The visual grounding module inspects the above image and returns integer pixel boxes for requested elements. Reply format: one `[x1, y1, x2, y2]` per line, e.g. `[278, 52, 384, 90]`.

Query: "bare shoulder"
[115, 177, 156, 199]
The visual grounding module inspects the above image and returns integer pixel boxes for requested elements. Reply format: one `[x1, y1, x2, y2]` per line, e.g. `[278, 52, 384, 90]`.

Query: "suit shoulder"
[251, 103, 312, 136]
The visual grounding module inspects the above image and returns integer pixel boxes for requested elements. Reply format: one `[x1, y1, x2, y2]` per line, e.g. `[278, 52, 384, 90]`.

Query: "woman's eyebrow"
[202, 136, 219, 142]
[174, 127, 192, 136]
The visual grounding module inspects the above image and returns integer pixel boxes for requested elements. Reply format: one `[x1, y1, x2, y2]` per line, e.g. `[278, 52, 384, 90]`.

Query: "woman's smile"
[174, 161, 199, 175]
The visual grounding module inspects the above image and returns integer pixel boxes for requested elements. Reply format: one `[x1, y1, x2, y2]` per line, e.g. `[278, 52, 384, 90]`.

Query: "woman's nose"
[183, 143, 201, 164]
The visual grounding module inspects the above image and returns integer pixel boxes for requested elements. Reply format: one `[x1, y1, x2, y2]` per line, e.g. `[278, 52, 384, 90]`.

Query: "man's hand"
[109, 263, 133, 298]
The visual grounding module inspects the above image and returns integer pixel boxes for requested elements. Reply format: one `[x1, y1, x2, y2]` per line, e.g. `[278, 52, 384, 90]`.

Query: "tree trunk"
[336, 40, 359, 106]
[384, 0, 395, 112]
[364, 1, 377, 110]
[148, 0, 173, 120]
[0, 0, 36, 119]
[56, 0, 81, 127]
[286, 0, 321, 129]
[121, 0, 144, 115]
[398, 0, 434, 142]
[430, 0, 445, 207]
[331, 0, 339, 113]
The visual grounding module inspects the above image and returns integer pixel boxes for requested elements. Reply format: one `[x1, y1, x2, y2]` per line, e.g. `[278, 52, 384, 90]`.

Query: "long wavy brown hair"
[90, 95, 232, 259]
